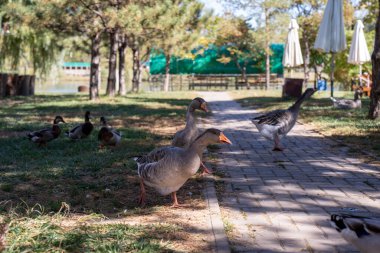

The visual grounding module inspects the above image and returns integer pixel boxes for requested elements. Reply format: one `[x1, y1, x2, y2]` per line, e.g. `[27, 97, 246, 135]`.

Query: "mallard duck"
[98, 116, 121, 147]
[135, 128, 232, 207]
[251, 88, 316, 151]
[172, 97, 211, 174]
[27, 116, 65, 146]
[65, 111, 93, 139]
[331, 213, 380, 253]
[331, 88, 363, 109]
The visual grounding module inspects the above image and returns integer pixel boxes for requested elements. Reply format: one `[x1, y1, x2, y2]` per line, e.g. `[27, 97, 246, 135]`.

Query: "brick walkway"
[200, 92, 380, 253]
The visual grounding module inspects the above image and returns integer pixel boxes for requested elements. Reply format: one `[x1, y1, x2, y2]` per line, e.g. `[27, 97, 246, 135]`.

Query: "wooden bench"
[235, 74, 280, 89]
[189, 75, 228, 90]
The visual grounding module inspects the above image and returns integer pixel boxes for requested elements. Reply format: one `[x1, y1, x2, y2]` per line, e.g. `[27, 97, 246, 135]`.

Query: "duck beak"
[219, 132, 232, 144]
[201, 103, 208, 112]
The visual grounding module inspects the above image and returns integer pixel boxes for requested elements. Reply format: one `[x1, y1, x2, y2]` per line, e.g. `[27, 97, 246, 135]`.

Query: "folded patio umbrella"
[283, 19, 304, 69]
[348, 20, 371, 86]
[314, 0, 346, 97]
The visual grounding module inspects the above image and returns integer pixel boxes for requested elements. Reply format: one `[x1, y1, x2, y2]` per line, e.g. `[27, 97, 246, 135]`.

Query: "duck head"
[100, 116, 107, 125]
[53, 116, 65, 124]
[85, 111, 92, 122]
[191, 97, 208, 112]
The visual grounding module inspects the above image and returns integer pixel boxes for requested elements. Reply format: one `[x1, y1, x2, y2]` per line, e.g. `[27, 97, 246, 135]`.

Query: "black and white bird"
[251, 88, 316, 151]
[65, 111, 93, 139]
[331, 213, 380, 253]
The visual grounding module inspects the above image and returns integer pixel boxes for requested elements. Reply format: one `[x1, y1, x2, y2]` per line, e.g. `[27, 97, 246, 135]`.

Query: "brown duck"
[65, 111, 93, 139]
[27, 116, 65, 146]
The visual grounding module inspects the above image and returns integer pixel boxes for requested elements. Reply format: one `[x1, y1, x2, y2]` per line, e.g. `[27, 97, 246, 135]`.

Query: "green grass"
[0, 91, 204, 252]
[4, 211, 180, 252]
[230, 89, 380, 156]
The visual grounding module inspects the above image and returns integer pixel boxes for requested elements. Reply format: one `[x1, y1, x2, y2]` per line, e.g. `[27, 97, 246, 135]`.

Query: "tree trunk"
[243, 64, 249, 89]
[368, 1, 380, 119]
[302, 28, 311, 86]
[106, 30, 118, 97]
[265, 7, 270, 90]
[118, 35, 127, 96]
[89, 32, 102, 101]
[131, 47, 140, 93]
[164, 54, 171, 92]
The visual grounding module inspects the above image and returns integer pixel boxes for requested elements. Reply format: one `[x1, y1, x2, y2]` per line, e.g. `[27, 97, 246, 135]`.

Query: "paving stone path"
[200, 91, 380, 253]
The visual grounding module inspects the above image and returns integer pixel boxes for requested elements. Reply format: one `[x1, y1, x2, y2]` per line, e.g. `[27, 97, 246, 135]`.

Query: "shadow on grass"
[0, 94, 208, 217]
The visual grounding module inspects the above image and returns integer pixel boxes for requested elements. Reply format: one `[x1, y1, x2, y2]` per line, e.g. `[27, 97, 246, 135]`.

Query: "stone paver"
[201, 91, 380, 253]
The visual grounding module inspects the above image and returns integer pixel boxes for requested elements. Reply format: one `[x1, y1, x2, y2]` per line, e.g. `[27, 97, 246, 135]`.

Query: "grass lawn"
[230, 89, 380, 157]
[0, 92, 214, 252]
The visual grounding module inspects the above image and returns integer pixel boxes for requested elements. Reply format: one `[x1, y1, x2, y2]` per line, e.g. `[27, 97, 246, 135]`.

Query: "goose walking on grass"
[172, 97, 212, 174]
[251, 88, 316, 151]
[27, 116, 65, 146]
[65, 111, 93, 140]
[331, 88, 363, 109]
[98, 116, 121, 148]
[135, 128, 232, 207]
[331, 213, 380, 253]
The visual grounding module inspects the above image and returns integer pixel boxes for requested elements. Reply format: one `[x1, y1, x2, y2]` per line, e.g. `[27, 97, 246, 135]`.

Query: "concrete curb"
[204, 179, 231, 253]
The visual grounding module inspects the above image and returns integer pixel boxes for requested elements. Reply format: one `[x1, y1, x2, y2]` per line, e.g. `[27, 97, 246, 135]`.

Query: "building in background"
[62, 62, 90, 76]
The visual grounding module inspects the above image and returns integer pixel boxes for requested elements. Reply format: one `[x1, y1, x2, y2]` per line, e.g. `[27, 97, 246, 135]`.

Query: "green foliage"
[0, 1, 63, 75]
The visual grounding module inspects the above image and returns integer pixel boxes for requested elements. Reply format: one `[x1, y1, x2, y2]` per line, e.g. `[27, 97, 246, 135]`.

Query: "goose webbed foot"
[138, 179, 146, 207]
[170, 192, 184, 208]
[200, 162, 213, 175]
[273, 134, 283, 152]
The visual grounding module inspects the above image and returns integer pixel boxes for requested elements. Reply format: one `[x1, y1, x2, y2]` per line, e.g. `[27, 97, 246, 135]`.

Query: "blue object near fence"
[317, 79, 327, 91]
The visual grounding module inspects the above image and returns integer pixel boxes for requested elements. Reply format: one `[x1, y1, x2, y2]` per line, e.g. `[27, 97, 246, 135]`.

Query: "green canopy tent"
[149, 44, 284, 75]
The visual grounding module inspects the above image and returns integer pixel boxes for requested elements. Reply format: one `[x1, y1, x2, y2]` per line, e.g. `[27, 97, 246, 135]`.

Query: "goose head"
[303, 88, 317, 99]
[53, 116, 65, 124]
[194, 128, 232, 146]
[354, 88, 363, 100]
[190, 97, 208, 112]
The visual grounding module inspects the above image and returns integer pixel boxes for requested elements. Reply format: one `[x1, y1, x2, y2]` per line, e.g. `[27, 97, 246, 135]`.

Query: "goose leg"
[171, 192, 183, 208]
[200, 162, 212, 175]
[272, 133, 283, 151]
[138, 179, 146, 207]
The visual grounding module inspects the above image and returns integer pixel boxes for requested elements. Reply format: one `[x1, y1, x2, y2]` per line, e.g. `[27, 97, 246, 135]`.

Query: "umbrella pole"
[330, 53, 335, 97]
[359, 64, 362, 87]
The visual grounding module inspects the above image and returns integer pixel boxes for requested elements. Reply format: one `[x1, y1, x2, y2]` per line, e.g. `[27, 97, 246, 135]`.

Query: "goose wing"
[28, 127, 50, 138]
[136, 146, 182, 194]
[28, 128, 54, 142]
[253, 109, 292, 127]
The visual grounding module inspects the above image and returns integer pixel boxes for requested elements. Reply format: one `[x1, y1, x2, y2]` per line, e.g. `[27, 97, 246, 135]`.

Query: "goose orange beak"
[201, 103, 208, 112]
[219, 132, 232, 144]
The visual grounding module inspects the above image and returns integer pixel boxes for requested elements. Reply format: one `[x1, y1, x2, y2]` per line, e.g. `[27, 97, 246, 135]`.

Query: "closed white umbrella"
[283, 19, 303, 68]
[348, 20, 371, 86]
[314, 0, 346, 97]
